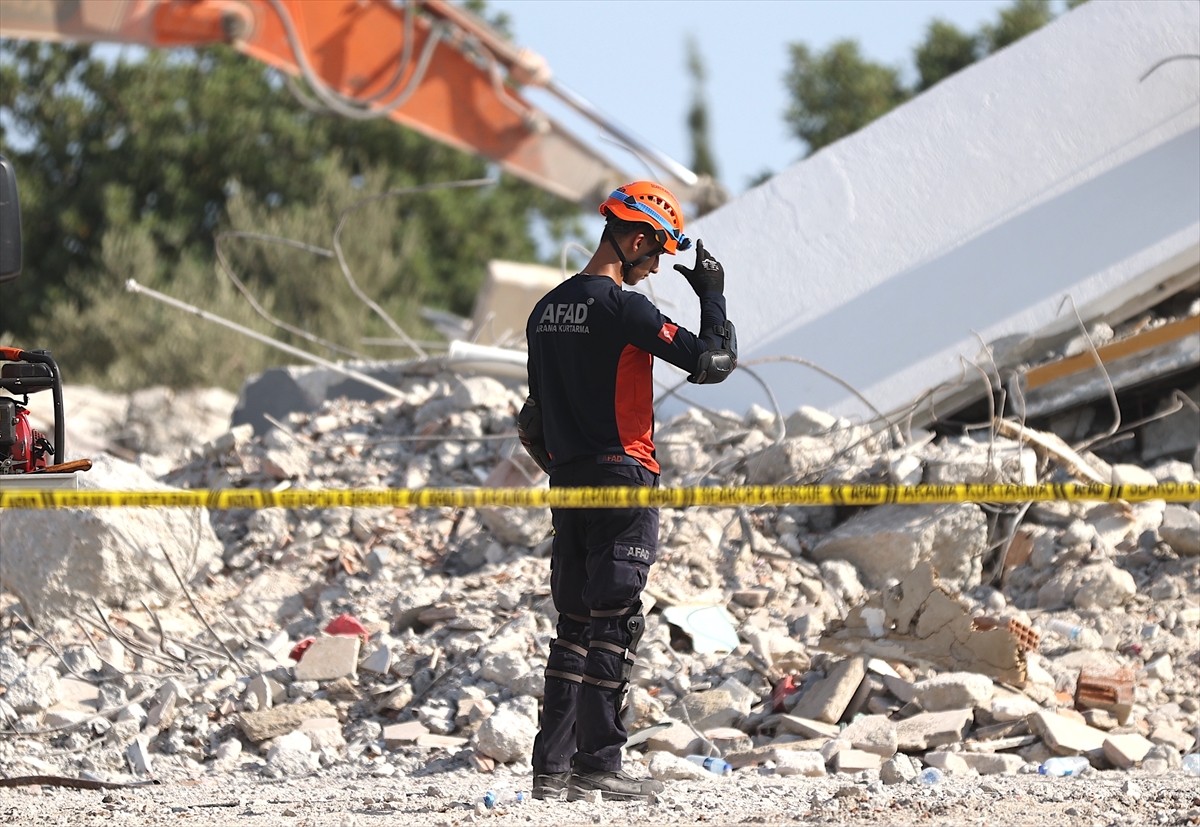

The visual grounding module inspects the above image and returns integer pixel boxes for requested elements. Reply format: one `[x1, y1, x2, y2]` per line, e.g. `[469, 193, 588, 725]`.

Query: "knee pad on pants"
[584, 608, 645, 692]
[545, 613, 590, 685]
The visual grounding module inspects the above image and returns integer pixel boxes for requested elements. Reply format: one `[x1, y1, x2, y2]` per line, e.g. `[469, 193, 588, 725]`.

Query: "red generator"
[0, 347, 64, 474]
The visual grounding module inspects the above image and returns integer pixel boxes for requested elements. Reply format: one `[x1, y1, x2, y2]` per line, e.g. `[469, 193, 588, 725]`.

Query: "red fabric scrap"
[289, 636, 315, 662]
[771, 674, 800, 712]
[324, 613, 370, 644]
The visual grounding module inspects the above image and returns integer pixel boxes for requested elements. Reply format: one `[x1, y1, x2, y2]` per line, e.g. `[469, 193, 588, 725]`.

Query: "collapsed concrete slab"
[649, 0, 1199, 427]
[819, 561, 1033, 685]
[0, 455, 220, 624]
[810, 504, 988, 591]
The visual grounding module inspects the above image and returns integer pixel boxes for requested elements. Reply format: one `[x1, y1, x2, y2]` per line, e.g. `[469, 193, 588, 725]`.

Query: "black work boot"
[567, 765, 663, 803]
[531, 770, 570, 801]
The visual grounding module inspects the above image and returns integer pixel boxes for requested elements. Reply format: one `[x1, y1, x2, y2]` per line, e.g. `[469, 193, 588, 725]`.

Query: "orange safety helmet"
[599, 181, 691, 255]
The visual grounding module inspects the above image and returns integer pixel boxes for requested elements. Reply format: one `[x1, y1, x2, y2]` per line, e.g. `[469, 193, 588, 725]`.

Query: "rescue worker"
[517, 181, 737, 802]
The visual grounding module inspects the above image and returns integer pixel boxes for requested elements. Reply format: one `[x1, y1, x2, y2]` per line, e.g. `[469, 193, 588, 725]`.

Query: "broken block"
[788, 657, 867, 724]
[1103, 732, 1155, 769]
[294, 635, 361, 682]
[820, 562, 1029, 685]
[894, 708, 974, 752]
[1074, 665, 1134, 724]
[1029, 710, 1108, 757]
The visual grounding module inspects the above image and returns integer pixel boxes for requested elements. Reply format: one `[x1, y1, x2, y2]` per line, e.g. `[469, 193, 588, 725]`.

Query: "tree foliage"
[0, 39, 580, 391]
[915, 20, 979, 93]
[784, 40, 910, 156]
[685, 36, 718, 182]
[983, 0, 1056, 53]
[784, 0, 1082, 156]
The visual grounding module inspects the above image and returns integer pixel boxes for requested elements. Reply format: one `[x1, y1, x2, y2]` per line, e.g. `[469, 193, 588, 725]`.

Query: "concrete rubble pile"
[0, 372, 1197, 791]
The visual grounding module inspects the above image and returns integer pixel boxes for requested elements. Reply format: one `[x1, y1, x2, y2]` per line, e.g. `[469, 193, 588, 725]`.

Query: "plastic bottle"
[482, 790, 497, 809]
[1039, 756, 1090, 777]
[1183, 753, 1200, 775]
[686, 754, 733, 776]
[916, 767, 943, 785]
[1046, 619, 1080, 638]
[1044, 620, 1102, 649]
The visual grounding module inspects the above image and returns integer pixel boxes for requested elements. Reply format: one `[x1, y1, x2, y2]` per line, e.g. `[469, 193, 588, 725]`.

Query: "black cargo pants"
[531, 459, 659, 774]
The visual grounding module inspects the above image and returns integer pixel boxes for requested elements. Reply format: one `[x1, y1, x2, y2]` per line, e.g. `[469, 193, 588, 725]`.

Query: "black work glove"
[516, 396, 552, 474]
[673, 239, 724, 296]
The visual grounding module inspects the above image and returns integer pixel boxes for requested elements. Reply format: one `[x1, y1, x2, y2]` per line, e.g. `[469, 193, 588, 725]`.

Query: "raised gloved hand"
[673, 239, 724, 296]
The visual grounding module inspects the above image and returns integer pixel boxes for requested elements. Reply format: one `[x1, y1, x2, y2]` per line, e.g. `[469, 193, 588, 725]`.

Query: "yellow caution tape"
[0, 482, 1196, 510]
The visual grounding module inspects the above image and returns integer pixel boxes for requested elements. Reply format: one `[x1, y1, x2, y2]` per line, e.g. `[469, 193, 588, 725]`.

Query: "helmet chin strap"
[604, 225, 662, 280]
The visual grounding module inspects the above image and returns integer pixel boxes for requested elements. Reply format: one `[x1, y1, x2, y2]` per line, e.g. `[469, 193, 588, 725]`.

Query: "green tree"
[784, 40, 909, 154]
[0, 40, 579, 390]
[685, 35, 727, 215]
[783, 0, 1082, 157]
[685, 36, 718, 181]
[983, 0, 1055, 52]
[915, 20, 978, 92]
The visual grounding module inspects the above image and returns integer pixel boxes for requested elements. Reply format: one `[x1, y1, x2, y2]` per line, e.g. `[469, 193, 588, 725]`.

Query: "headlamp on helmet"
[599, 181, 690, 255]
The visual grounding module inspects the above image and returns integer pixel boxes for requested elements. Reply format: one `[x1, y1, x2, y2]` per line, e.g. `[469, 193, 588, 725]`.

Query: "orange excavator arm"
[0, 0, 696, 204]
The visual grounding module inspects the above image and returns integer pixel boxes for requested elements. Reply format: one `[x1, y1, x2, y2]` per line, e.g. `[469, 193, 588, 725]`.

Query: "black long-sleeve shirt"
[525, 273, 729, 474]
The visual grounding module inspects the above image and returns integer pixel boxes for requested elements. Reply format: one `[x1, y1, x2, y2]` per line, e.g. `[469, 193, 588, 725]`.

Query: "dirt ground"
[2, 763, 1198, 827]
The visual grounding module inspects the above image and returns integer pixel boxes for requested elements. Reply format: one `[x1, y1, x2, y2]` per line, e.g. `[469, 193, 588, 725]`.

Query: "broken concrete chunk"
[839, 714, 898, 757]
[1103, 732, 1155, 769]
[704, 726, 752, 754]
[293, 635, 361, 681]
[1149, 724, 1196, 754]
[923, 437, 1037, 485]
[126, 736, 153, 777]
[668, 689, 742, 731]
[732, 589, 771, 608]
[299, 717, 346, 751]
[923, 751, 978, 775]
[882, 675, 916, 705]
[989, 691, 1041, 722]
[1159, 504, 1200, 557]
[743, 436, 838, 486]
[479, 652, 527, 688]
[880, 754, 919, 784]
[956, 752, 1026, 775]
[474, 705, 536, 764]
[912, 672, 995, 711]
[1028, 710, 1108, 757]
[830, 748, 883, 773]
[415, 733, 468, 750]
[822, 562, 1029, 685]
[647, 751, 712, 781]
[811, 503, 987, 591]
[0, 647, 26, 684]
[774, 714, 840, 740]
[238, 699, 337, 744]
[894, 709, 974, 752]
[382, 720, 430, 749]
[0, 455, 221, 623]
[773, 749, 827, 777]
[5, 667, 62, 714]
[1068, 563, 1137, 610]
[266, 730, 319, 776]
[644, 719, 705, 757]
[146, 691, 177, 730]
[788, 657, 866, 724]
